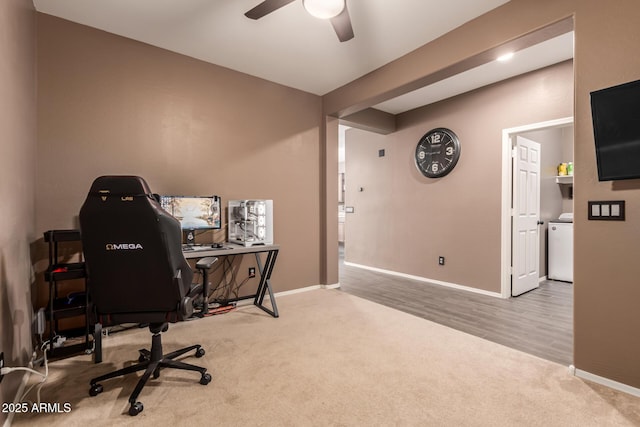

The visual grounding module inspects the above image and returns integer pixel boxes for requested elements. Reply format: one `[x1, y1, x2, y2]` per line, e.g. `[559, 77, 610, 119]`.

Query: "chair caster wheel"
[138, 349, 151, 363]
[195, 347, 205, 358]
[129, 402, 143, 416]
[89, 384, 103, 396]
[200, 373, 212, 385]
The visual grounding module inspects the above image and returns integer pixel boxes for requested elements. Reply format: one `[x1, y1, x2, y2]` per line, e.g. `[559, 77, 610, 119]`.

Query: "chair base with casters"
[88, 322, 212, 416]
[87, 256, 218, 416]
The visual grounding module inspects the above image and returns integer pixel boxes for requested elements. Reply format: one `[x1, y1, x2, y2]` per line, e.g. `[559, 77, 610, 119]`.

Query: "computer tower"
[228, 200, 273, 246]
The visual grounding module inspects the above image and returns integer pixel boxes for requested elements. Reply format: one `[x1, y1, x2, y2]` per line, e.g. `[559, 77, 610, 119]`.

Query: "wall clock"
[415, 127, 461, 178]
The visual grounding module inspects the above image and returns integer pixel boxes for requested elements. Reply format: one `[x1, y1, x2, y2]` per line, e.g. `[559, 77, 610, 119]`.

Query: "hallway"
[338, 245, 573, 366]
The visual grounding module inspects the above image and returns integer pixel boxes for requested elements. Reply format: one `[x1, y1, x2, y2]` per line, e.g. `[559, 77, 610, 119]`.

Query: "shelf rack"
[43, 229, 93, 359]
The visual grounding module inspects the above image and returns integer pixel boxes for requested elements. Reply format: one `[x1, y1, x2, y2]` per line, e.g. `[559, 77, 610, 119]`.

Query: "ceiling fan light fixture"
[303, 0, 345, 20]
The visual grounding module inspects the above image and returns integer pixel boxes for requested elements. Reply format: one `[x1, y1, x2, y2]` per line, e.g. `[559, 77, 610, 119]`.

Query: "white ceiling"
[32, 0, 573, 114]
[374, 32, 574, 114]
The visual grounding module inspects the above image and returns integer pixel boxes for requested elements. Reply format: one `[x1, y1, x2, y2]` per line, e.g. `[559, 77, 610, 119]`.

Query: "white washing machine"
[548, 213, 573, 282]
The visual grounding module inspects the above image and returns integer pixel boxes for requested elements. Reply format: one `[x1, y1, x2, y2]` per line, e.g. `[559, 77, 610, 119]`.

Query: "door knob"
[537, 220, 545, 225]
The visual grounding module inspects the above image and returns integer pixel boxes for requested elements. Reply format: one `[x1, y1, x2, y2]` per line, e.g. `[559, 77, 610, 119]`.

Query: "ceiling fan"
[245, 0, 354, 42]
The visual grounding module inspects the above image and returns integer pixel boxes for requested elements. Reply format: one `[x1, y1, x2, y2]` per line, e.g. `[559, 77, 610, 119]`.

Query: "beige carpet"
[11, 289, 640, 426]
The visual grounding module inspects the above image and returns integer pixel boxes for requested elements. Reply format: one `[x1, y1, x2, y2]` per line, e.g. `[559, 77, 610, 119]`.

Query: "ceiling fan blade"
[330, 4, 354, 42]
[245, 0, 297, 20]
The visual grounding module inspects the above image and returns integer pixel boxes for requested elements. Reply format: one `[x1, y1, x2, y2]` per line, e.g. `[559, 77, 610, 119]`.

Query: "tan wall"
[344, 61, 573, 292]
[36, 15, 323, 295]
[329, 0, 640, 389]
[0, 0, 37, 417]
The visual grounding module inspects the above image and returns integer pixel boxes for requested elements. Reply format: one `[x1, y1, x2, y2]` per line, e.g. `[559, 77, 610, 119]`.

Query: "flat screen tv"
[590, 78, 640, 181]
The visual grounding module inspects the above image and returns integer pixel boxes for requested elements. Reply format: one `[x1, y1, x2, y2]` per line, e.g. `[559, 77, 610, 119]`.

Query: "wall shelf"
[555, 175, 573, 184]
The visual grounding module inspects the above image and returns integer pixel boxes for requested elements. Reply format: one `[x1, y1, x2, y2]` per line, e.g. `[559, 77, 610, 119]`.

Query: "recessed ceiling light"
[497, 52, 515, 62]
[303, 0, 345, 19]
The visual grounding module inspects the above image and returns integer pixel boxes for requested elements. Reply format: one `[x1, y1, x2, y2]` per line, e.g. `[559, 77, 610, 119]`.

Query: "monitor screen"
[591, 78, 640, 181]
[159, 195, 221, 230]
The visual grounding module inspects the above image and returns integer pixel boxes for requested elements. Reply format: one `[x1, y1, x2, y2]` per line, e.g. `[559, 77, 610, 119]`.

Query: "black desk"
[183, 243, 280, 318]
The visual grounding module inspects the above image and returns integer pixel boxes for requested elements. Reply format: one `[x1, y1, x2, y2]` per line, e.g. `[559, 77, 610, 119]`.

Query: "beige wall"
[328, 0, 640, 389]
[344, 61, 573, 292]
[36, 15, 323, 296]
[0, 0, 37, 418]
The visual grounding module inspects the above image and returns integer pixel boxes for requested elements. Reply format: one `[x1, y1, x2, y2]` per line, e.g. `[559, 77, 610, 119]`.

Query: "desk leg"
[254, 249, 279, 318]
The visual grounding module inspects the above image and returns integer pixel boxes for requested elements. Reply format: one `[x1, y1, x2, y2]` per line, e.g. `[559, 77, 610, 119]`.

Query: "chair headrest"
[87, 175, 154, 198]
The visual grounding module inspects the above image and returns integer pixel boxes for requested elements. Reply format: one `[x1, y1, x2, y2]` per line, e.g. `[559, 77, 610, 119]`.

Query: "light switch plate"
[588, 200, 625, 221]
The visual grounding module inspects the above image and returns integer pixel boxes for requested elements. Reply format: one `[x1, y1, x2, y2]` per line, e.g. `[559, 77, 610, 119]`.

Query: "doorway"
[500, 117, 574, 298]
[338, 125, 348, 247]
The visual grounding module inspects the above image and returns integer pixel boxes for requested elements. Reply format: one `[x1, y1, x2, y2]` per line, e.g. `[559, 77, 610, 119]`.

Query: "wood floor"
[338, 247, 573, 366]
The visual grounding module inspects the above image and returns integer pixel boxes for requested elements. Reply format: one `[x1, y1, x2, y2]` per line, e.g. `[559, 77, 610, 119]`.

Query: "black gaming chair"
[79, 175, 217, 416]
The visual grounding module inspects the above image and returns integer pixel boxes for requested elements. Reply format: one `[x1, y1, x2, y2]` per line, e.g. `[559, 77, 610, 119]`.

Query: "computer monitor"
[159, 195, 221, 244]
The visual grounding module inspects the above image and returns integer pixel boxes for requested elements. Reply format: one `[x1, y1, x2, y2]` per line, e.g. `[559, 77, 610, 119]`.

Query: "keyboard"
[182, 245, 213, 252]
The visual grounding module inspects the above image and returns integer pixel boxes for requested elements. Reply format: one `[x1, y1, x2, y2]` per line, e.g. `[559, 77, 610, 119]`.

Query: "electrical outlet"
[248, 267, 256, 278]
[438, 256, 445, 266]
[1, 352, 5, 383]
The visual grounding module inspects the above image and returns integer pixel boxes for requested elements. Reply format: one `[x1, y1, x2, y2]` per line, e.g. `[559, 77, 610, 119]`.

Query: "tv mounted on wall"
[590, 78, 640, 181]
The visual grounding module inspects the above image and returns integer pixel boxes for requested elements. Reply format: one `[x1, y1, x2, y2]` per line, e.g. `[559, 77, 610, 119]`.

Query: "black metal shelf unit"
[43, 229, 92, 358]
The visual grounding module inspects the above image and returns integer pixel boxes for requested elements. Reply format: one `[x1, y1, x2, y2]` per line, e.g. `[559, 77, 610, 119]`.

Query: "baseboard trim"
[570, 365, 640, 397]
[343, 262, 502, 298]
[275, 284, 323, 297]
[234, 285, 334, 310]
[234, 285, 323, 307]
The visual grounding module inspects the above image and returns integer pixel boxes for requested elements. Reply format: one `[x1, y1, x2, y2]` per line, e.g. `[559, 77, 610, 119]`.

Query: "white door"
[512, 136, 541, 296]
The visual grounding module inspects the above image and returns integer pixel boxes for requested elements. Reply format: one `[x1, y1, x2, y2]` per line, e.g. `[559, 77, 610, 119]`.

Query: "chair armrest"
[195, 256, 218, 271]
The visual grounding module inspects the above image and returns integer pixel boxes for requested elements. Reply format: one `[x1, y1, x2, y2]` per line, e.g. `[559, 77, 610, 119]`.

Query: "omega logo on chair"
[105, 243, 144, 250]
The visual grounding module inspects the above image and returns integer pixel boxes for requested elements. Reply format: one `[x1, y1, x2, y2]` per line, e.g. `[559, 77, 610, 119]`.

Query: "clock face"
[415, 128, 460, 178]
